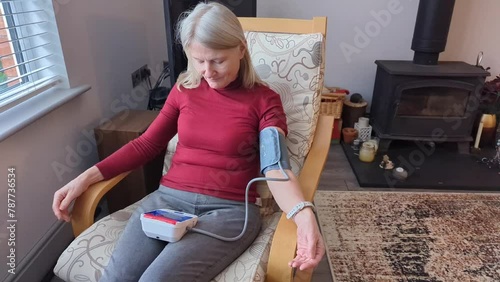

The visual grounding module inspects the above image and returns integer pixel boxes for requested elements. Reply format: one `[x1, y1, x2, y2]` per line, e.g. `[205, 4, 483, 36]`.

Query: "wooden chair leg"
[293, 268, 314, 282]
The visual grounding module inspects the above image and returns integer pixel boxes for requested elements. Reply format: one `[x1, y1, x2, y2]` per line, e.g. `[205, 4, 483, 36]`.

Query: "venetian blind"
[0, 0, 67, 108]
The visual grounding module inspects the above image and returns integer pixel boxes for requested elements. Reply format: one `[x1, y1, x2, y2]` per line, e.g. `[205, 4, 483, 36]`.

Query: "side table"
[94, 110, 165, 213]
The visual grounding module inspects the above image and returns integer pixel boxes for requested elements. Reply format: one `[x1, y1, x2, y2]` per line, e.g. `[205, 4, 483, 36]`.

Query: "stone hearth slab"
[341, 141, 500, 190]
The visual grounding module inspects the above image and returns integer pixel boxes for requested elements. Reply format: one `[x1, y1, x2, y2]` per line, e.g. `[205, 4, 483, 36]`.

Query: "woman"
[53, 2, 325, 281]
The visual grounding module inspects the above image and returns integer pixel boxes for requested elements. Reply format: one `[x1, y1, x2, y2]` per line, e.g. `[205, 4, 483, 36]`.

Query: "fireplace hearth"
[370, 0, 490, 154]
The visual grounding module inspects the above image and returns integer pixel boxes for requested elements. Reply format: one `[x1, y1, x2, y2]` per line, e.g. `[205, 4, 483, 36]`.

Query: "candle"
[474, 121, 484, 149]
[358, 117, 369, 127]
[359, 142, 376, 162]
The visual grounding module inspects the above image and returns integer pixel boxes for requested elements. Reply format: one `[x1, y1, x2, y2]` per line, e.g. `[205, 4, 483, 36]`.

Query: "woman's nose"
[204, 63, 215, 77]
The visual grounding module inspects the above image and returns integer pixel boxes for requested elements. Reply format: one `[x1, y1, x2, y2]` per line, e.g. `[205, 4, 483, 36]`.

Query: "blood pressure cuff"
[259, 127, 291, 175]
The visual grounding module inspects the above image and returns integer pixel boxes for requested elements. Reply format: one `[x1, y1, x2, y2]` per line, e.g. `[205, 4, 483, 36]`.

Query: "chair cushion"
[54, 202, 281, 282]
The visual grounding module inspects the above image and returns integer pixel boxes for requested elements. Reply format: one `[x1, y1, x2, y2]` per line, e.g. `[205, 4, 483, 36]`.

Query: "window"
[0, 0, 67, 110]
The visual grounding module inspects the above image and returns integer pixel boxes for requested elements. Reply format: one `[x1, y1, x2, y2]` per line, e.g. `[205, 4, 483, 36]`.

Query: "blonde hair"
[175, 2, 263, 90]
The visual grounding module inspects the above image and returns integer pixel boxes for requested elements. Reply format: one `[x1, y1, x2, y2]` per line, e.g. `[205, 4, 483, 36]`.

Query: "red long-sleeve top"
[95, 79, 287, 202]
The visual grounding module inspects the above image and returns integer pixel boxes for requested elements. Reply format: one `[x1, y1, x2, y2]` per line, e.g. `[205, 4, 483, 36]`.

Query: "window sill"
[0, 85, 91, 142]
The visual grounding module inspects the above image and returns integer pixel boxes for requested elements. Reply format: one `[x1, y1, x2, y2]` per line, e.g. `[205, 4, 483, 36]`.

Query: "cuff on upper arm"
[260, 127, 291, 175]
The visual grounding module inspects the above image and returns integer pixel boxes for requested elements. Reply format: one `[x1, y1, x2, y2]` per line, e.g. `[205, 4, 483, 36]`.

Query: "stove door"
[390, 79, 478, 138]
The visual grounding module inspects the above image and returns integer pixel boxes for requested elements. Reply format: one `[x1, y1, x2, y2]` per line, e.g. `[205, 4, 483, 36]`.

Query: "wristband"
[286, 201, 315, 220]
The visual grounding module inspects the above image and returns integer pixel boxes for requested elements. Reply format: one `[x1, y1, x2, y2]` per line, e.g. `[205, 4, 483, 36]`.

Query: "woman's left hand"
[288, 208, 325, 271]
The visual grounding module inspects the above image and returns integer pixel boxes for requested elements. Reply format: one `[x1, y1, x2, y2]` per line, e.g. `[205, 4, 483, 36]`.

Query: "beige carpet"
[314, 190, 500, 282]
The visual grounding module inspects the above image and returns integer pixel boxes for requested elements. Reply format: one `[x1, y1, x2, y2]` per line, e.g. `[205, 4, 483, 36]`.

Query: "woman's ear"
[239, 43, 246, 59]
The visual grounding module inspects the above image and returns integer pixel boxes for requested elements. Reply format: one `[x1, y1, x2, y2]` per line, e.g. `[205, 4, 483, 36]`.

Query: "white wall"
[441, 0, 500, 78]
[258, 0, 420, 106]
[143, 0, 169, 82]
[0, 0, 166, 280]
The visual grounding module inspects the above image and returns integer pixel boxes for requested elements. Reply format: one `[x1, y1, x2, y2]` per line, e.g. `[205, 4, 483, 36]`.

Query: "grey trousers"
[100, 185, 262, 282]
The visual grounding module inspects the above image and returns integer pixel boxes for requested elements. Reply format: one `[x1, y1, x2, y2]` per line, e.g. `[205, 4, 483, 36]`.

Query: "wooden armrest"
[266, 115, 334, 282]
[71, 171, 131, 237]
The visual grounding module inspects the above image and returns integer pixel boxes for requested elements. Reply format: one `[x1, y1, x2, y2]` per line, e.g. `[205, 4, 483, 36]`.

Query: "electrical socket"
[131, 64, 151, 88]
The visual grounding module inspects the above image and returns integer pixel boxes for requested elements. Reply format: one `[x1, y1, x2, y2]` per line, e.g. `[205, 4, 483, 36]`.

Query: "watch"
[286, 201, 315, 220]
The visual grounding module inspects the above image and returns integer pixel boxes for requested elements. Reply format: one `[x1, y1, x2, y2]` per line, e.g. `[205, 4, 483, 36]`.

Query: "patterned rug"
[314, 191, 500, 282]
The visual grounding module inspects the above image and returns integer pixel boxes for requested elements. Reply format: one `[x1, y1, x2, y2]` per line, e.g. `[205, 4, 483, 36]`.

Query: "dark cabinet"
[94, 110, 165, 213]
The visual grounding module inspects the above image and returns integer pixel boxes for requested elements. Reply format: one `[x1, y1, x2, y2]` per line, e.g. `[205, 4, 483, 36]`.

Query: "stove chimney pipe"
[411, 0, 456, 65]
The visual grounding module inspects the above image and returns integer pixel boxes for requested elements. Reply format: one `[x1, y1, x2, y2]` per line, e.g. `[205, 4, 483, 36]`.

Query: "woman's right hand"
[52, 177, 88, 222]
[52, 166, 103, 222]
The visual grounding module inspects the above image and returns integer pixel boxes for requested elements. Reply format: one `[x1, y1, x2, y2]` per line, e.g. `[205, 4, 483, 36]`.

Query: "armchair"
[54, 16, 332, 282]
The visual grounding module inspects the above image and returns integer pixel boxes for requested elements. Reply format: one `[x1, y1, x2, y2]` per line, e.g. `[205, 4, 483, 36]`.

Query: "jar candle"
[365, 139, 379, 153]
[359, 142, 376, 162]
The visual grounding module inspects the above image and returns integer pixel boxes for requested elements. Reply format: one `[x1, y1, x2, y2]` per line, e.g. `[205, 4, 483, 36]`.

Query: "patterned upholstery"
[54, 31, 324, 281]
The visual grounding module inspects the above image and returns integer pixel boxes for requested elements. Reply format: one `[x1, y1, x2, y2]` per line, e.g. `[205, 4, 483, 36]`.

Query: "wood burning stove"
[370, 0, 490, 153]
[371, 61, 489, 153]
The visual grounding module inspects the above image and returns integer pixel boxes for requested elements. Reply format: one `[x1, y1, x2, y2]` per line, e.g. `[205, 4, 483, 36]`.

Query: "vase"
[342, 128, 358, 144]
[480, 114, 497, 147]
